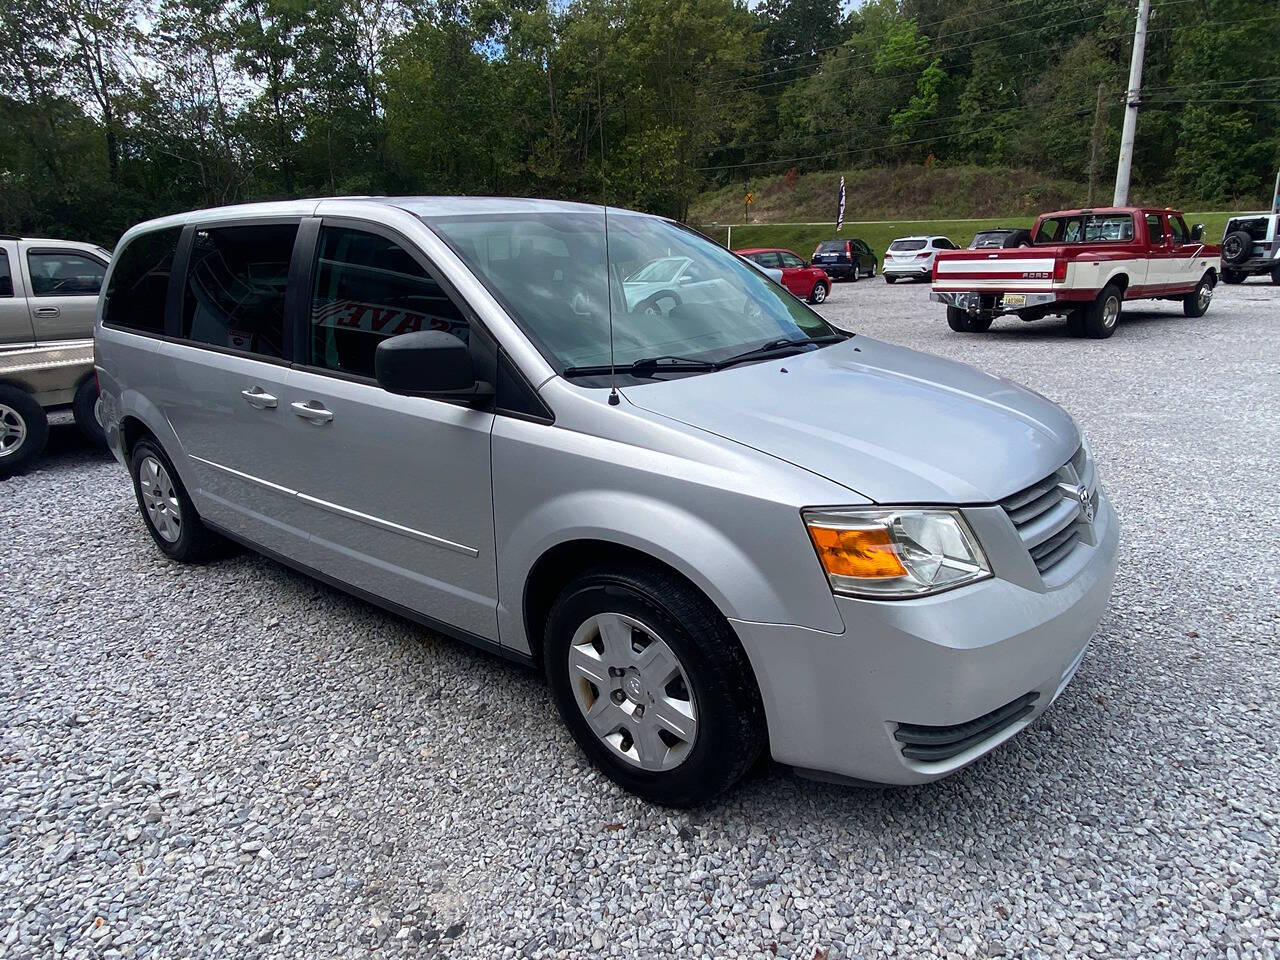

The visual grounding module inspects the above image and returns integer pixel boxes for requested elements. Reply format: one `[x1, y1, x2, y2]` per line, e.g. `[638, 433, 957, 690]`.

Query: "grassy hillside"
[690, 165, 1232, 258]
[690, 166, 1093, 225]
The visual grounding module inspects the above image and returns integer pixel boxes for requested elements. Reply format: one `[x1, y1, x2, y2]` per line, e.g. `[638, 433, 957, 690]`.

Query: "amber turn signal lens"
[807, 524, 907, 579]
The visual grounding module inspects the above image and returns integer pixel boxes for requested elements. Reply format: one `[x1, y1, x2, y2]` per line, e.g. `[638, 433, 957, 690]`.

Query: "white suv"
[884, 235, 957, 284]
[1219, 213, 1279, 285]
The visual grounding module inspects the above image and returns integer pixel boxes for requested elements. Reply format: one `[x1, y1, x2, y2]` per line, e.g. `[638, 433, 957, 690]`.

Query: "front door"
[285, 223, 500, 640]
[0, 244, 35, 347]
[23, 247, 107, 342]
[776, 251, 808, 296]
[1167, 214, 1207, 294]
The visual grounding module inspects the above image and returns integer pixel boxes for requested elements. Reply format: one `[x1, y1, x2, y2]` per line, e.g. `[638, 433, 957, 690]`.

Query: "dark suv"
[968, 227, 1033, 249]
[1219, 213, 1279, 284]
[811, 238, 878, 281]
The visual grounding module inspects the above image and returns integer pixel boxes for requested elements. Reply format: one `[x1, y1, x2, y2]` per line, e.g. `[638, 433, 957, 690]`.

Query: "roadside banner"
[836, 176, 846, 232]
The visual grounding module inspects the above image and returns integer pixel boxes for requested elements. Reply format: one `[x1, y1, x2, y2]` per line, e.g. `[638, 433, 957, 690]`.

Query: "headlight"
[803, 508, 991, 598]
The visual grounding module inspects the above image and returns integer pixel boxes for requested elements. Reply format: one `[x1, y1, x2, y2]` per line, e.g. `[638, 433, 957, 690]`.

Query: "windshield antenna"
[603, 202, 620, 406]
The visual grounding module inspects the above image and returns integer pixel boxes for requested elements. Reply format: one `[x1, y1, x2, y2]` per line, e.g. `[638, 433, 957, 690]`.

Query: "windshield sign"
[427, 211, 839, 381]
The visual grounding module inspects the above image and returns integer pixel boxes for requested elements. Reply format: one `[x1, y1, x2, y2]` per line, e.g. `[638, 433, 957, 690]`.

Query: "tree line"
[1, 0, 1276, 246]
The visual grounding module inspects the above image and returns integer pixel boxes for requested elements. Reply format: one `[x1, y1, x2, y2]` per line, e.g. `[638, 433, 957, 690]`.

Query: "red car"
[734, 247, 831, 303]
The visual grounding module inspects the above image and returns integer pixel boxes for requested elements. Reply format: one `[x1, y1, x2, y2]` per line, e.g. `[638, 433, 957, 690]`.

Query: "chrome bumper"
[931, 291, 1062, 312]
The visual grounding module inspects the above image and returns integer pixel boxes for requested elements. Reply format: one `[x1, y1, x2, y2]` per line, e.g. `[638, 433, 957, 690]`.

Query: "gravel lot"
[3, 278, 1278, 960]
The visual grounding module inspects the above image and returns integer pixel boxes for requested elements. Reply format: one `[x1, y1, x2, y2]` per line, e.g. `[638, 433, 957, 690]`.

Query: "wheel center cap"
[624, 673, 646, 702]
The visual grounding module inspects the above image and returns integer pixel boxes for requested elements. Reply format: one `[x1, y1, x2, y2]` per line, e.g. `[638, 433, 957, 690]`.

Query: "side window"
[750, 251, 782, 269]
[103, 227, 181, 334]
[778, 252, 805, 269]
[1146, 214, 1166, 244]
[309, 226, 469, 379]
[0, 250, 12, 297]
[182, 223, 297, 359]
[1170, 217, 1189, 243]
[27, 251, 106, 296]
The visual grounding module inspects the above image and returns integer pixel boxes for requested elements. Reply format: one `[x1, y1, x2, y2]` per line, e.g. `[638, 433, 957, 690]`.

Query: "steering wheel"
[636, 290, 682, 316]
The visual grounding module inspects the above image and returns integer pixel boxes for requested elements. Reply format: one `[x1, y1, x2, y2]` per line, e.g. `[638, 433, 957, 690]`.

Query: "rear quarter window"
[103, 227, 182, 334]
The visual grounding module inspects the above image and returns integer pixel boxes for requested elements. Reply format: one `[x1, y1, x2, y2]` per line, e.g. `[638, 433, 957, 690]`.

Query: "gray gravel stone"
[1, 278, 1277, 959]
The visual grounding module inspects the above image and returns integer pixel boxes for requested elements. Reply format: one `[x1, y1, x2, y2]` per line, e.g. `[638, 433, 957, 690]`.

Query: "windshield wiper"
[561, 355, 720, 379]
[717, 333, 845, 369]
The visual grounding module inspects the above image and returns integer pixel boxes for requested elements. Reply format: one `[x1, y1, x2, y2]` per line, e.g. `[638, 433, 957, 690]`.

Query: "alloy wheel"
[0, 404, 26, 459]
[1103, 295, 1120, 328]
[1198, 282, 1213, 311]
[138, 455, 182, 543]
[566, 612, 698, 772]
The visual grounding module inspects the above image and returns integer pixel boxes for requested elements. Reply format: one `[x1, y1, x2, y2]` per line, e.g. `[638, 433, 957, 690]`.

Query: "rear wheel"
[1220, 268, 1245, 284]
[1272, 265, 1280, 286]
[0, 386, 48, 477]
[884, 274, 897, 284]
[850, 264, 860, 282]
[1182, 273, 1215, 318]
[130, 439, 226, 562]
[1084, 283, 1122, 338]
[946, 306, 992, 332]
[72, 377, 106, 446]
[809, 282, 828, 304]
[545, 564, 766, 807]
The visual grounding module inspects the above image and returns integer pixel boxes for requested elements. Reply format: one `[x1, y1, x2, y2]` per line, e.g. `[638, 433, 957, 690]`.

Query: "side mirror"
[1191, 223, 1205, 242]
[374, 331, 492, 402]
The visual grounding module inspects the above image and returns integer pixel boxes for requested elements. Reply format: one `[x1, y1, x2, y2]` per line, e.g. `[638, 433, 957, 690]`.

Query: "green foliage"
[0, 0, 1276, 245]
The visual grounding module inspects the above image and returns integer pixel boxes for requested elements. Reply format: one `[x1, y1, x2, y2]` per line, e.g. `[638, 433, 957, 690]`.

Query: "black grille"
[1000, 445, 1095, 575]
[894, 692, 1039, 762]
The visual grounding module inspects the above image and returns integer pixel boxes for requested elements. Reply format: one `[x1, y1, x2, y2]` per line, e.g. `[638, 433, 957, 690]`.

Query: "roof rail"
[0, 234, 21, 241]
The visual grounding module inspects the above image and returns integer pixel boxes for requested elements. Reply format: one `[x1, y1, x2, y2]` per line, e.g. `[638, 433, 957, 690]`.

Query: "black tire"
[129, 439, 226, 562]
[850, 264, 860, 282]
[1183, 273, 1215, 318]
[1272, 265, 1280, 286]
[946, 306, 992, 332]
[544, 563, 766, 807]
[1220, 268, 1245, 285]
[808, 281, 828, 304]
[1220, 230, 1252, 266]
[1065, 309, 1087, 337]
[1084, 283, 1123, 339]
[0, 386, 49, 477]
[868, 260, 877, 278]
[884, 274, 896, 284]
[72, 377, 106, 446]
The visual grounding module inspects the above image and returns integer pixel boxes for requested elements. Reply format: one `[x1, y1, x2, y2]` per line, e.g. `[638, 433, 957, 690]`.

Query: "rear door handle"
[241, 387, 278, 409]
[33, 306, 61, 319]
[291, 400, 334, 424]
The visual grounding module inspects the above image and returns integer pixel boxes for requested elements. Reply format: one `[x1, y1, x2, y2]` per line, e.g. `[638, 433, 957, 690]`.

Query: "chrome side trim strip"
[189, 454, 479, 557]
[295, 492, 480, 557]
[189, 455, 298, 496]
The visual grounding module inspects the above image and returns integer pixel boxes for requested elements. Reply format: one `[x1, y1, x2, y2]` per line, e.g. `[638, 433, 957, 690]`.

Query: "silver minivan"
[95, 198, 1119, 805]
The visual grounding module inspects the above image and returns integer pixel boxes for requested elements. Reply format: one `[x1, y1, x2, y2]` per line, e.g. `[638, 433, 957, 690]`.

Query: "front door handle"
[241, 386, 278, 409]
[291, 400, 334, 424]
[34, 306, 61, 319]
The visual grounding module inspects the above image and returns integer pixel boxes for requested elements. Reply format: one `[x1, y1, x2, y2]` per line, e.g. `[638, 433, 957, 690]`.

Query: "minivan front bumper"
[730, 492, 1119, 785]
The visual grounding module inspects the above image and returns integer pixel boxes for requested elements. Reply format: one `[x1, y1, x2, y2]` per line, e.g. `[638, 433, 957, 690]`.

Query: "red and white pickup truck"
[931, 207, 1221, 338]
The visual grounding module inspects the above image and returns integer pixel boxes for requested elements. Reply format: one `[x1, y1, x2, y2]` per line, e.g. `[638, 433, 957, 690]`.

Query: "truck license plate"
[1004, 294, 1027, 307]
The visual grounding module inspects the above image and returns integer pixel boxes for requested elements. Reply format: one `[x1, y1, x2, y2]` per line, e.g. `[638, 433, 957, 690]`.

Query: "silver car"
[94, 198, 1118, 806]
[883, 235, 957, 283]
[1, 235, 110, 473]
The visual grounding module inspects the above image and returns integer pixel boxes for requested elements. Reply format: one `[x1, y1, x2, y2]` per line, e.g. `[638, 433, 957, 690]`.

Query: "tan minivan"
[0, 235, 110, 475]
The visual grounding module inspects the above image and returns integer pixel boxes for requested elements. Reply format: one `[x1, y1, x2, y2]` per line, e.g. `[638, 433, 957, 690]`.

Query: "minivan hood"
[621, 337, 1079, 504]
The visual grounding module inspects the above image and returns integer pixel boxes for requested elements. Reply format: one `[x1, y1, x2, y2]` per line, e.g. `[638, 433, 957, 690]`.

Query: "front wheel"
[946, 306, 992, 332]
[808, 281, 828, 304]
[1183, 274, 1215, 318]
[0, 386, 49, 477]
[545, 564, 766, 807]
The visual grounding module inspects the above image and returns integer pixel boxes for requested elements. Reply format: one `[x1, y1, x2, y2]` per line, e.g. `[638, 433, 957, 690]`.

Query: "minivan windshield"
[427, 211, 841, 381]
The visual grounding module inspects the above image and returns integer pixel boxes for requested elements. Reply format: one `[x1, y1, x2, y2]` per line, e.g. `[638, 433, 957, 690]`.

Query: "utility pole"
[1113, 0, 1151, 206]
[1088, 82, 1106, 205]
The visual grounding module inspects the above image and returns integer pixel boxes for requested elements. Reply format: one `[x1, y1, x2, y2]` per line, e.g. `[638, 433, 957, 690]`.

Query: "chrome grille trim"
[1001, 444, 1095, 575]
